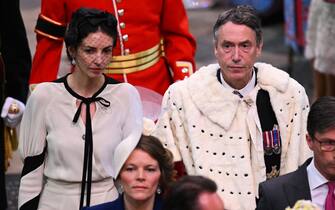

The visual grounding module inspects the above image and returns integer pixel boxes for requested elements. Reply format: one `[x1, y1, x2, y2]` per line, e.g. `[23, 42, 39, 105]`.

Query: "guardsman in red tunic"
[31, 0, 196, 96]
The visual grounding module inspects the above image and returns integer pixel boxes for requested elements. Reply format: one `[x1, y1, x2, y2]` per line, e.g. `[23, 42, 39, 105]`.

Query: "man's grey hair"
[213, 5, 262, 46]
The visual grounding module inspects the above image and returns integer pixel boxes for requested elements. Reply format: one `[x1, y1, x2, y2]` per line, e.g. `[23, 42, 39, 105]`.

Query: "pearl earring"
[118, 184, 124, 194]
[71, 58, 76, 65]
[156, 186, 162, 195]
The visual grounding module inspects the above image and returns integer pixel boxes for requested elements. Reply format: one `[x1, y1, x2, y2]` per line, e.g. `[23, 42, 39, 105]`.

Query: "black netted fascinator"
[64, 7, 118, 48]
[76, 8, 117, 29]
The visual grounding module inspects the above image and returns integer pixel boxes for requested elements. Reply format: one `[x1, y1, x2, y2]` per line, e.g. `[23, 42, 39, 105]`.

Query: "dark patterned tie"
[232, 90, 243, 98]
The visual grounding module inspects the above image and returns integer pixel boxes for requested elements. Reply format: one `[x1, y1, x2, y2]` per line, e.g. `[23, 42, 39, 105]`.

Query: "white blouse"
[18, 76, 143, 208]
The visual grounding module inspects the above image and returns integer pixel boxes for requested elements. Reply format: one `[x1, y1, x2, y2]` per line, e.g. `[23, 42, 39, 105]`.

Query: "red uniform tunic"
[31, 0, 196, 96]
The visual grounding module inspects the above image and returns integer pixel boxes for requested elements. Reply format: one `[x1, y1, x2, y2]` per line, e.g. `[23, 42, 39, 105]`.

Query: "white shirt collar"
[307, 158, 328, 190]
[220, 69, 256, 97]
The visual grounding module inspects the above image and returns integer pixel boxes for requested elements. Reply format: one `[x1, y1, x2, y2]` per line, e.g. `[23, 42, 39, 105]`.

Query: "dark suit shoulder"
[260, 169, 299, 190]
[261, 158, 312, 189]
[257, 158, 312, 210]
[257, 174, 293, 210]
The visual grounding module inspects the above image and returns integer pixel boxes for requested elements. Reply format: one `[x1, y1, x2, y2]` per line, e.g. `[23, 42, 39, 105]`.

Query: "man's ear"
[213, 40, 218, 58]
[68, 46, 76, 59]
[256, 41, 263, 58]
[306, 134, 314, 150]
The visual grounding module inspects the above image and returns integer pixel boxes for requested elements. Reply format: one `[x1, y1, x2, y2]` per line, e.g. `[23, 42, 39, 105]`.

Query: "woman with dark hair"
[29, 0, 196, 97]
[18, 8, 143, 210]
[83, 135, 174, 210]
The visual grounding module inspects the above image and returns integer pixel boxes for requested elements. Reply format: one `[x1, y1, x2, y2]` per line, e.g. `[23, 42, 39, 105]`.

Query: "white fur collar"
[186, 62, 290, 130]
[254, 62, 290, 93]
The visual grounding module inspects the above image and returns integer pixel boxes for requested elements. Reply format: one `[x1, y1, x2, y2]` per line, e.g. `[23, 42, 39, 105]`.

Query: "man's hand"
[1, 97, 25, 128]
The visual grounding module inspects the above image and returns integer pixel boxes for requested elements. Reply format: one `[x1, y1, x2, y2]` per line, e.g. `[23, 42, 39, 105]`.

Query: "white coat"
[154, 62, 312, 210]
